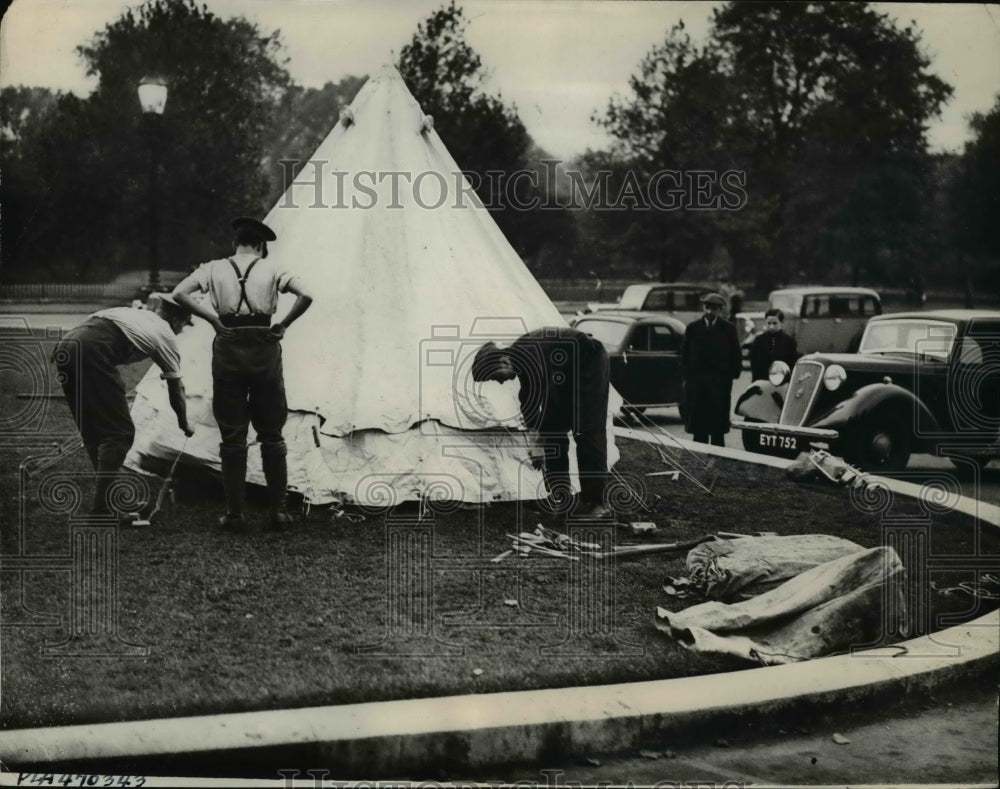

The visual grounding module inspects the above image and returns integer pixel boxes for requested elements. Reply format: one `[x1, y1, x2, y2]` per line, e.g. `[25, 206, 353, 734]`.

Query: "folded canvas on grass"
[656, 546, 905, 665]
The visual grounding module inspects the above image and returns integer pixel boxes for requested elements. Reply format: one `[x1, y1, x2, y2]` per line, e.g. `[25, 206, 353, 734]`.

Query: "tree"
[593, 21, 743, 281]
[397, 2, 546, 260]
[80, 0, 291, 267]
[0, 87, 62, 146]
[950, 95, 1000, 295]
[262, 75, 366, 203]
[712, 2, 951, 287]
[1, 0, 292, 283]
[593, 2, 953, 289]
[0, 87, 64, 281]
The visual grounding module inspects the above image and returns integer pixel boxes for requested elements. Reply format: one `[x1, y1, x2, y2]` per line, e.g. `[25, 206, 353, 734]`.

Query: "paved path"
[483, 684, 997, 786]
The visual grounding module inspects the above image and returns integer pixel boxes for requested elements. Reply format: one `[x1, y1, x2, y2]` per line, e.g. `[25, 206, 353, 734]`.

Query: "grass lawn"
[1, 349, 997, 730]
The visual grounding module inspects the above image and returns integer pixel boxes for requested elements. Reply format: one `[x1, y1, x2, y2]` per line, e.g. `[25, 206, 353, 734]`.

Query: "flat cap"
[231, 216, 277, 242]
[700, 292, 726, 307]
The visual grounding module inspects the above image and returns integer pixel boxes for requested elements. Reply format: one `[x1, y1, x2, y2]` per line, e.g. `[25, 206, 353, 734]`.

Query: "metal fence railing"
[0, 282, 140, 303]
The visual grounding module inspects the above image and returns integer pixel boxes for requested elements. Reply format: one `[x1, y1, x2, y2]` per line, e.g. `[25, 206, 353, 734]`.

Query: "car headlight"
[823, 364, 847, 391]
[768, 361, 791, 386]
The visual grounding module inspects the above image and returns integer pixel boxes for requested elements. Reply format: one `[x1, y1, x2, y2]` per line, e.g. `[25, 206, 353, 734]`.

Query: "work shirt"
[506, 327, 607, 433]
[179, 252, 298, 317]
[91, 307, 182, 379]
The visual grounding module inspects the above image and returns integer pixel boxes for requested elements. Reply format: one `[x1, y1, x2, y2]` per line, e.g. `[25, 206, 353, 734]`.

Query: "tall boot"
[218, 445, 248, 531]
[260, 441, 293, 531]
[91, 443, 128, 519]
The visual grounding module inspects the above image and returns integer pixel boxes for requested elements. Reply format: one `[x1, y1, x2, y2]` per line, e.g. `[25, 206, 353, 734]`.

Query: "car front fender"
[808, 383, 941, 445]
[734, 379, 786, 423]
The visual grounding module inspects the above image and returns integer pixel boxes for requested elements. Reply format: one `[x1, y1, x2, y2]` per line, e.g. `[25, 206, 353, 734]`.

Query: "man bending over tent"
[172, 217, 313, 532]
[53, 293, 194, 519]
[472, 327, 611, 519]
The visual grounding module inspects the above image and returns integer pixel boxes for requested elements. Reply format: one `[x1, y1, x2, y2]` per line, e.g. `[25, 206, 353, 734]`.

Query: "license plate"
[757, 433, 798, 452]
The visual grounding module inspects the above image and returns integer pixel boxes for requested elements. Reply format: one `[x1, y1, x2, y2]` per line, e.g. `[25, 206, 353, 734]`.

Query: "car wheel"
[846, 418, 911, 472]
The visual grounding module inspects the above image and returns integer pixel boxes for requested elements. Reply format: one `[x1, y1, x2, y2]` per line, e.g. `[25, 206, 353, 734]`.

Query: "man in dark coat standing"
[472, 326, 611, 517]
[681, 293, 743, 446]
[748, 308, 798, 381]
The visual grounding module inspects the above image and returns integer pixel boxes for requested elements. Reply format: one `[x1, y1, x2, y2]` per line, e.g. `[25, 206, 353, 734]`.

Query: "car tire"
[846, 417, 911, 472]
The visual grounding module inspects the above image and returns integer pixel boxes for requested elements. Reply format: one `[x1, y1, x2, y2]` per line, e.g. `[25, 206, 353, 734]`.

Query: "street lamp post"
[137, 76, 167, 298]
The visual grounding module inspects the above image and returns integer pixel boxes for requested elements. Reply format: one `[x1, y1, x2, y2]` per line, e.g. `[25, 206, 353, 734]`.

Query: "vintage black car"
[732, 310, 1000, 471]
[571, 311, 686, 413]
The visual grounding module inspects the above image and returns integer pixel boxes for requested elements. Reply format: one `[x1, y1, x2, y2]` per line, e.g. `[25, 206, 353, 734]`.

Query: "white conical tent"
[127, 65, 619, 506]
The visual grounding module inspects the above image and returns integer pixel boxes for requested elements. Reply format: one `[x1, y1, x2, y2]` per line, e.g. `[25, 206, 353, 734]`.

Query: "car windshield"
[575, 319, 630, 350]
[859, 319, 957, 360]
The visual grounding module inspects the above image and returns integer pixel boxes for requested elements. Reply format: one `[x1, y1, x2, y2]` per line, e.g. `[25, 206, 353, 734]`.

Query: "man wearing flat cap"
[53, 293, 194, 519]
[173, 216, 313, 532]
[680, 292, 743, 446]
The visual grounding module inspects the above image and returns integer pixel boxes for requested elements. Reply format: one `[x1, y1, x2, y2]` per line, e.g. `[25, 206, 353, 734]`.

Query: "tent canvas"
[126, 65, 619, 506]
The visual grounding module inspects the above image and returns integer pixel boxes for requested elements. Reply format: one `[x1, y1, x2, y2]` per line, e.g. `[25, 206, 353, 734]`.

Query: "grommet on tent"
[420, 114, 435, 134]
[340, 106, 355, 127]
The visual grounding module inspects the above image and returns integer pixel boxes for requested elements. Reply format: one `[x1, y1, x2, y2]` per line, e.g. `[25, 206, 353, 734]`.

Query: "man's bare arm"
[166, 378, 194, 436]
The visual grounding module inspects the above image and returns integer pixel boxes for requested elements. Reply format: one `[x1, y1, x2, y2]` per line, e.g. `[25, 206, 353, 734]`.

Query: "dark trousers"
[212, 330, 287, 451]
[53, 318, 136, 463]
[539, 338, 610, 505]
[683, 374, 733, 446]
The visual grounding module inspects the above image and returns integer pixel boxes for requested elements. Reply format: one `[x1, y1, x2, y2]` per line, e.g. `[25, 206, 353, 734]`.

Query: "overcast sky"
[2, 0, 998, 159]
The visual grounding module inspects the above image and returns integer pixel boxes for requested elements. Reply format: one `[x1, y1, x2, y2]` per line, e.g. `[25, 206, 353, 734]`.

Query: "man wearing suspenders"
[173, 217, 313, 531]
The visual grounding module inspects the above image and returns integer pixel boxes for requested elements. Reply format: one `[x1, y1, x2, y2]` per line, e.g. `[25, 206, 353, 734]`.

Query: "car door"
[609, 323, 648, 407]
[621, 322, 682, 406]
[828, 293, 857, 351]
[946, 323, 1000, 440]
[797, 294, 833, 353]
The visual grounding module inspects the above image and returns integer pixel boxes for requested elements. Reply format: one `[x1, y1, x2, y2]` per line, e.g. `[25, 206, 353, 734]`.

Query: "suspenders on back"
[227, 257, 260, 315]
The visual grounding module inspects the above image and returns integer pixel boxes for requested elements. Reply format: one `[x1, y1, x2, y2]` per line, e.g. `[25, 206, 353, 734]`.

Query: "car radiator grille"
[780, 360, 825, 426]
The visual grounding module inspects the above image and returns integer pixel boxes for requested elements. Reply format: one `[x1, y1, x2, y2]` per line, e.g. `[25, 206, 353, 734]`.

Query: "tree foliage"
[397, 1, 554, 260]
[1, 0, 291, 282]
[586, 21, 743, 280]
[950, 95, 1000, 291]
[261, 75, 366, 202]
[593, 1, 953, 289]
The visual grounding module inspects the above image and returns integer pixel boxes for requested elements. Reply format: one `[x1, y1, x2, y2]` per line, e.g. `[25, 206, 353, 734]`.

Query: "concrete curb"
[3, 434, 997, 776]
[2, 613, 997, 775]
